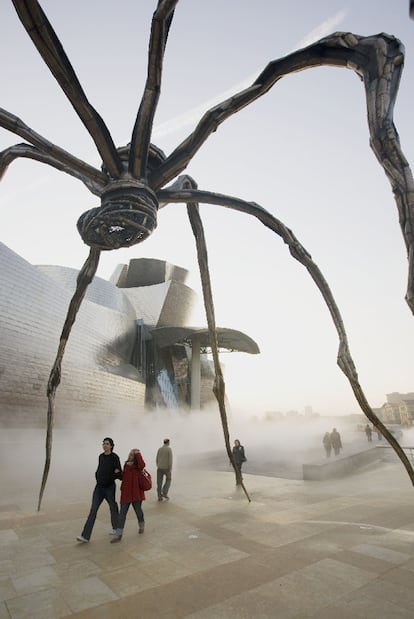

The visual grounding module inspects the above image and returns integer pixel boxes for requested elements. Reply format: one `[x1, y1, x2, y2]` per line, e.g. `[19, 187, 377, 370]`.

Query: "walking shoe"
[138, 522, 145, 534]
[162, 494, 169, 501]
[76, 535, 89, 543]
[158, 496, 163, 501]
[110, 535, 122, 543]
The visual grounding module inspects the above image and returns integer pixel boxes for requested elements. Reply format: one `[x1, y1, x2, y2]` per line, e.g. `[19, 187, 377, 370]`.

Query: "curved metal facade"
[0, 244, 258, 426]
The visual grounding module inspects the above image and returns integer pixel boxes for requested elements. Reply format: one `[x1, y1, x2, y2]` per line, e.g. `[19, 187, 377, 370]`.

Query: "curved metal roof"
[149, 326, 260, 354]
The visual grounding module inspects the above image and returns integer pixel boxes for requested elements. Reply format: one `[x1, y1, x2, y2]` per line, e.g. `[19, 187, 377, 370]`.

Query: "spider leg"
[12, 0, 123, 178]
[0, 108, 107, 190]
[0, 144, 104, 195]
[37, 248, 101, 511]
[151, 34, 414, 314]
[158, 181, 414, 488]
[176, 175, 250, 500]
[129, 0, 178, 178]
[151, 33, 404, 189]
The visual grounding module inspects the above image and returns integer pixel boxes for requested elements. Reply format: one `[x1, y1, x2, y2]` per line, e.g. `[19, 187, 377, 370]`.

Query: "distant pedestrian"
[365, 424, 372, 442]
[77, 437, 121, 543]
[110, 448, 147, 543]
[323, 432, 332, 457]
[232, 439, 246, 484]
[330, 428, 342, 456]
[156, 438, 173, 501]
[374, 426, 383, 440]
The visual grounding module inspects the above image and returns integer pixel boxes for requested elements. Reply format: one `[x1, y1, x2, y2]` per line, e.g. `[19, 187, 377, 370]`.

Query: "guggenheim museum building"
[0, 242, 259, 427]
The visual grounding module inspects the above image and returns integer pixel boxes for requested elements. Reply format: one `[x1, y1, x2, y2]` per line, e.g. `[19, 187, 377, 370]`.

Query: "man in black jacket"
[77, 437, 121, 543]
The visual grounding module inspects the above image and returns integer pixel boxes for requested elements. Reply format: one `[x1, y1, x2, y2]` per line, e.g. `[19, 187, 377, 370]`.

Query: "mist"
[0, 407, 371, 511]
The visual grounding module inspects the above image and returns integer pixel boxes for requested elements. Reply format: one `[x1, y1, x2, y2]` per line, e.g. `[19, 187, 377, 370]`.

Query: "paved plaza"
[1, 445, 414, 618]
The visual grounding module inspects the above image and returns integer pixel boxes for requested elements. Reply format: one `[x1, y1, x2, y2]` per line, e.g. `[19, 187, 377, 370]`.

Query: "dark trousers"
[115, 501, 144, 534]
[81, 483, 118, 540]
[157, 468, 171, 497]
[234, 462, 243, 484]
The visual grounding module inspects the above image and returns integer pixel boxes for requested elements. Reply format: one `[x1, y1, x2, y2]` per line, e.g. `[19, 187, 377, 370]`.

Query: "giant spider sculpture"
[2, 0, 414, 510]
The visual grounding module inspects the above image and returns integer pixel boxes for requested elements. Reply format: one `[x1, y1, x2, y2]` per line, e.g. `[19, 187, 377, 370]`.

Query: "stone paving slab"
[1, 462, 414, 618]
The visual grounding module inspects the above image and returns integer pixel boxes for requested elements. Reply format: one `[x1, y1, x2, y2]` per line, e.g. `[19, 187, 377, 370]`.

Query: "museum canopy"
[149, 326, 260, 355]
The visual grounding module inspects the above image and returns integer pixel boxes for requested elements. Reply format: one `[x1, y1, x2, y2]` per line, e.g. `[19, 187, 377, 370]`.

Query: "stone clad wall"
[0, 243, 145, 427]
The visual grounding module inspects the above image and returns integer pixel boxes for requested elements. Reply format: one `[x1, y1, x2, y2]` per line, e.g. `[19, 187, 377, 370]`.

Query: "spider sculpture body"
[2, 1, 414, 509]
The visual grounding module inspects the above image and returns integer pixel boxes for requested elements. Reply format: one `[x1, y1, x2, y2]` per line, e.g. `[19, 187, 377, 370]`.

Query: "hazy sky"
[1, 0, 414, 417]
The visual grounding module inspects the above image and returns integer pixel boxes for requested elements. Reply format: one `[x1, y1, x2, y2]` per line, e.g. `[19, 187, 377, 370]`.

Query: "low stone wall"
[302, 447, 384, 480]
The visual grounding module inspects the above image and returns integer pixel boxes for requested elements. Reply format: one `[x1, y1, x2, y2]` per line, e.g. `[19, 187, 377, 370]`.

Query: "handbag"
[139, 468, 152, 491]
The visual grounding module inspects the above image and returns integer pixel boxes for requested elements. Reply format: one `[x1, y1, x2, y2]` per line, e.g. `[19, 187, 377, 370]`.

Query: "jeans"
[157, 468, 171, 497]
[115, 501, 144, 534]
[81, 483, 119, 540]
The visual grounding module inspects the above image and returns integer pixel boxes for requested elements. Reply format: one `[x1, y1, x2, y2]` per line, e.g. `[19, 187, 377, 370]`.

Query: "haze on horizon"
[1, 0, 414, 418]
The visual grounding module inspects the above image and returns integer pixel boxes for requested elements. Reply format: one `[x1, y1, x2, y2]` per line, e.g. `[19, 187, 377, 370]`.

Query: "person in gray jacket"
[156, 438, 173, 501]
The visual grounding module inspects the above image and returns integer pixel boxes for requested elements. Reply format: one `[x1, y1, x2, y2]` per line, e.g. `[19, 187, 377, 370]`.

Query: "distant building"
[398, 400, 414, 426]
[377, 392, 414, 426]
[264, 411, 285, 422]
[386, 392, 414, 405]
[381, 402, 401, 424]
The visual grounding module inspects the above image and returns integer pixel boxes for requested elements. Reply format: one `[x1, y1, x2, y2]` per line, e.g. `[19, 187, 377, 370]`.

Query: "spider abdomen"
[77, 180, 158, 250]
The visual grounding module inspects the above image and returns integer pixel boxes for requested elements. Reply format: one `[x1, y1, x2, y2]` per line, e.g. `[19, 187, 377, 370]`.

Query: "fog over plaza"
[3, 407, 414, 513]
[1, 1, 414, 419]
[0, 411, 363, 508]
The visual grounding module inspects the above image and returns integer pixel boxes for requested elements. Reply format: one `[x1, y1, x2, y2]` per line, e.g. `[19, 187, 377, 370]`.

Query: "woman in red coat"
[111, 448, 146, 543]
